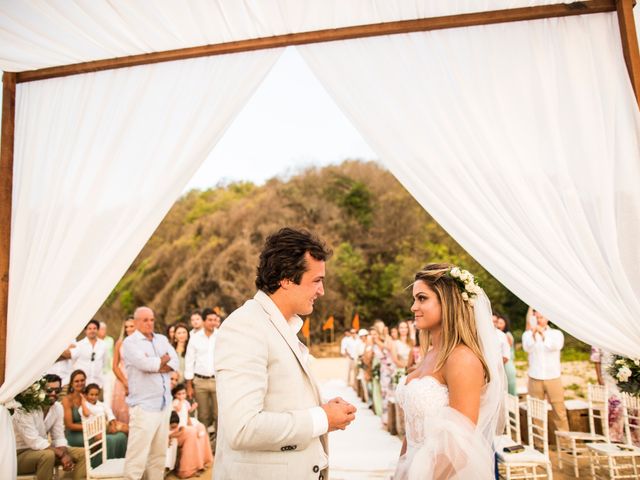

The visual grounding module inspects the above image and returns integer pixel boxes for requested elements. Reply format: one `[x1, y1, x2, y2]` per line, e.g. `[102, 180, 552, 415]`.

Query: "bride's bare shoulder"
[444, 345, 483, 378]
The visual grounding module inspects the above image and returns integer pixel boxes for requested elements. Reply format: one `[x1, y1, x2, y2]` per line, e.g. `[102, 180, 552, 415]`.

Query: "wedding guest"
[171, 383, 213, 477]
[374, 319, 394, 424]
[366, 326, 385, 416]
[112, 315, 135, 424]
[341, 329, 360, 389]
[390, 326, 399, 342]
[522, 311, 569, 431]
[189, 311, 203, 336]
[122, 306, 179, 480]
[184, 313, 218, 436]
[98, 321, 115, 377]
[390, 321, 413, 370]
[63, 370, 127, 466]
[170, 371, 180, 391]
[13, 374, 86, 480]
[590, 346, 604, 386]
[495, 314, 517, 395]
[166, 324, 176, 345]
[71, 320, 107, 391]
[405, 332, 422, 374]
[171, 322, 190, 381]
[80, 383, 129, 435]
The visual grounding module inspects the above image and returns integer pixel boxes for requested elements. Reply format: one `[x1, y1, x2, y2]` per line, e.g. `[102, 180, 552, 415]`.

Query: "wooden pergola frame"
[0, 0, 638, 386]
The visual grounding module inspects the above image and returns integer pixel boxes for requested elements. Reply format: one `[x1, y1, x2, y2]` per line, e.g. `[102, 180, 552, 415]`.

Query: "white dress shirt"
[288, 316, 328, 439]
[46, 356, 74, 386]
[71, 337, 107, 387]
[184, 329, 217, 380]
[79, 400, 116, 422]
[495, 329, 511, 362]
[13, 402, 67, 450]
[522, 327, 564, 380]
[122, 330, 179, 412]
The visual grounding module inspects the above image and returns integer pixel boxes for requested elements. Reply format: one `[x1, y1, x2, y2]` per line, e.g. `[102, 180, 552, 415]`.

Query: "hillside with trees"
[96, 160, 528, 335]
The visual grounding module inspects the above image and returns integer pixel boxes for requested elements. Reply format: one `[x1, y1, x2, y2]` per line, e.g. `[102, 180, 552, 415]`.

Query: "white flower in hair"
[450, 267, 461, 278]
[447, 266, 480, 304]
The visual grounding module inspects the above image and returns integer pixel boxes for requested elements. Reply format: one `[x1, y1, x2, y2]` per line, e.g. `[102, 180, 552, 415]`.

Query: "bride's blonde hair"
[415, 263, 490, 382]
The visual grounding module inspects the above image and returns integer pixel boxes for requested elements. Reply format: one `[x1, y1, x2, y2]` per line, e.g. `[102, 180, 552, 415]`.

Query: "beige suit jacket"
[213, 290, 329, 480]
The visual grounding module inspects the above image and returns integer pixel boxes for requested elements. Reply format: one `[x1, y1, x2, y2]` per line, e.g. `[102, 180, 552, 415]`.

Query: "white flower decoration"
[450, 267, 461, 278]
[617, 366, 632, 382]
[448, 267, 480, 304]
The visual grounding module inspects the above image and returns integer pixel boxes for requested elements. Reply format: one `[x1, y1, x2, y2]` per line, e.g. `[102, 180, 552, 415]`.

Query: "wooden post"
[616, 0, 640, 105]
[0, 72, 16, 386]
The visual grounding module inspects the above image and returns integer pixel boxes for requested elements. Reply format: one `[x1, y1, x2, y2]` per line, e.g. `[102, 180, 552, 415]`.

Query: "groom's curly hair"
[255, 227, 332, 294]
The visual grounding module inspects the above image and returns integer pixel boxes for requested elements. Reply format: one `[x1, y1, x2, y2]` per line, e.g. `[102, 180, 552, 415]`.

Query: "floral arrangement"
[392, 368, 407, 386]
[7, 377, 52, 414]
[372, 361, 381, 382]
[607, 355, 640, 397]
[448, 267, 481, 306]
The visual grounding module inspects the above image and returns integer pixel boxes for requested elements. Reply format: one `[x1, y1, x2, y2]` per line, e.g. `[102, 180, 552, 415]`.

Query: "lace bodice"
[396, 376, 449, 447]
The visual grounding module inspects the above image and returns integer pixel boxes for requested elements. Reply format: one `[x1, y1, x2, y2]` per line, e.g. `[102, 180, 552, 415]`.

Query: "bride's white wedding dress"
[393, 375, 494, 479]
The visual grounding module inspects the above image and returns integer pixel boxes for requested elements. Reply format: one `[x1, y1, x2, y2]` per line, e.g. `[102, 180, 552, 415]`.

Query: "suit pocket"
[230, 461, 287, 479]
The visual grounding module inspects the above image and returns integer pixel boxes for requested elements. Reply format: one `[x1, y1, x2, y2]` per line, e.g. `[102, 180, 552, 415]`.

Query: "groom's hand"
[322, 397, 356, 431]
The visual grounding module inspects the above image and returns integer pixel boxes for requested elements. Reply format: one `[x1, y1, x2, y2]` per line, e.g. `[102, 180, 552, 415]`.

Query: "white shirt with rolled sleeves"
[184, 329, 217, 380]
[13, 402, 67, 450]
[522, 327, 564, 380]
[71, 337, 107, 387]
[121, 330, 179, 412]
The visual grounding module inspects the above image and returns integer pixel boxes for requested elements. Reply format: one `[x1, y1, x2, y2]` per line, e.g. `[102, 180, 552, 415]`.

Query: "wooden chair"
[496, 395, 553, 480]
[555, 383, 609, 477]
[588, 392, 640, 479]
[81, 414, 125, 480]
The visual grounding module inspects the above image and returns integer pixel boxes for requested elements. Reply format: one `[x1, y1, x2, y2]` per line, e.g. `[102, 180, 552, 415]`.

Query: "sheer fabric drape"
[299, 11, 640, 357]
[0, 49, 281, 478]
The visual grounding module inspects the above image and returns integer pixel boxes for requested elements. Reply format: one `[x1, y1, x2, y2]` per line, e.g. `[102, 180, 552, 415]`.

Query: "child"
[170, 383, 213, 478]
[80, 383, 129, 435]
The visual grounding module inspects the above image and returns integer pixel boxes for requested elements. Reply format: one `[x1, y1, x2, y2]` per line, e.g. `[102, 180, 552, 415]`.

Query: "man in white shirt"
[341, 329, 361, 389]
[214, 228, 356, 480]
[46, 344, 76, 391]
[13, 374, 86, 480]
[522, 311, 569, 431]
[190, 310, 204, 335]
[71, 319, 107, 389]
[185, 307, 219, 436]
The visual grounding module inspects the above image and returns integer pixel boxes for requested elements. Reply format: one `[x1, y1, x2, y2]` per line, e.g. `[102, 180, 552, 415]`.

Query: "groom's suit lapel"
[254, 291, 322, 405]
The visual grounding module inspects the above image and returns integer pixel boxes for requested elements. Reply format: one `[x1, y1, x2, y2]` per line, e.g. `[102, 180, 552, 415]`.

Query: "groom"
[214, 227, 356, 479]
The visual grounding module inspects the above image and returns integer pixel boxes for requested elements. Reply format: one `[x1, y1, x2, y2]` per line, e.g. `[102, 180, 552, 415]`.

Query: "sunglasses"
[46, 387, 62, 394]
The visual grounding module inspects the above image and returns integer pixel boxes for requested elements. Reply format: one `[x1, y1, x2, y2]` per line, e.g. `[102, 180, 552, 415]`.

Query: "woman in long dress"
[111, 316, 135, 424]
[394, 264, 504, 480]
[63, 369, 128, 467]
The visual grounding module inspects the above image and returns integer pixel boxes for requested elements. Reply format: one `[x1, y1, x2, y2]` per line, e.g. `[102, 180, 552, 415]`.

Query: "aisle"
[320, 378, 402, 480]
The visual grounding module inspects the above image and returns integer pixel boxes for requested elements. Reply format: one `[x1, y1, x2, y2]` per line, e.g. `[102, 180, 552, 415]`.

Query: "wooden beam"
[15, 0, 615, 83]
[0, 72, 16, 386]
[616, 0, 640, 105]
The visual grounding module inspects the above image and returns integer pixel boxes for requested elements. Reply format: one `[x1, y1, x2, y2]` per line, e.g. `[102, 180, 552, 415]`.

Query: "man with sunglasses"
[71, 319, 108, 395]
[13, 374, 87, 479]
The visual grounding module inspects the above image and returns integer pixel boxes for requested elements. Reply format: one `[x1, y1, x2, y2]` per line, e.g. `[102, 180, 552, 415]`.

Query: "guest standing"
[522, 311, 569, 431]
[171, 323, 190, 382]
[390, 321, 413, 370]
[122, 306, 179, 480]
[71, 320, 107, 390]
[112, 316, 136, 424]
[495, 314, 517, 395]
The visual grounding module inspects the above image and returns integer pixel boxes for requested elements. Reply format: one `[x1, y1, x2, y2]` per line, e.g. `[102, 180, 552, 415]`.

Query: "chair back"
[587, 383, 609, 440]
[504, 393, 521, 444]
[621, 392, 640, 446]
[81, 414, 107, 472]
[526, 395, 549, 456]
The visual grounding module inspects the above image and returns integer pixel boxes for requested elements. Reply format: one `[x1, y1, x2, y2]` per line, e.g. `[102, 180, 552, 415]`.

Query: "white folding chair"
[496, 395, 553, 480]
[495, 393, 521, 452]
[588, 392, 640, 479]
[81, 414, 125, 480]
[555, 383, 609, 477]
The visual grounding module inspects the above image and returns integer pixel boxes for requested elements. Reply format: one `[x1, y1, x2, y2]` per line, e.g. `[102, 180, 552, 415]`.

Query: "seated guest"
[80, 383, 129, 435]
[171, 383, 213, 478]
[62, 370, 127, 467]
[13, 374, 86, 480]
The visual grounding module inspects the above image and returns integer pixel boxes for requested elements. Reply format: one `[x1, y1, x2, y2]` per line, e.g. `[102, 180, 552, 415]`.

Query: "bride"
[394, 264, 504, 479]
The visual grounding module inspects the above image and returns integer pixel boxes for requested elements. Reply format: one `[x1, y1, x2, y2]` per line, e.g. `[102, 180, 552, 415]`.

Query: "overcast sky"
[183, 47, 377, 192]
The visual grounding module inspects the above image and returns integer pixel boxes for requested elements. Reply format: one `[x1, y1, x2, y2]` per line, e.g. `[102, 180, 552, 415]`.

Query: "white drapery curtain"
[299, 11, 640, 357]
[0, 48, 282, 478]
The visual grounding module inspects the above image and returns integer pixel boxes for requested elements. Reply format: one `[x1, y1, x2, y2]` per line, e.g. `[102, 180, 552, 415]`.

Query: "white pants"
[124, 405, 171, 480]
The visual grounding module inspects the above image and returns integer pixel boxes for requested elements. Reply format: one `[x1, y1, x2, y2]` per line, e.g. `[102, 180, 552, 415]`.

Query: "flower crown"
[447, 267, 481, 306]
